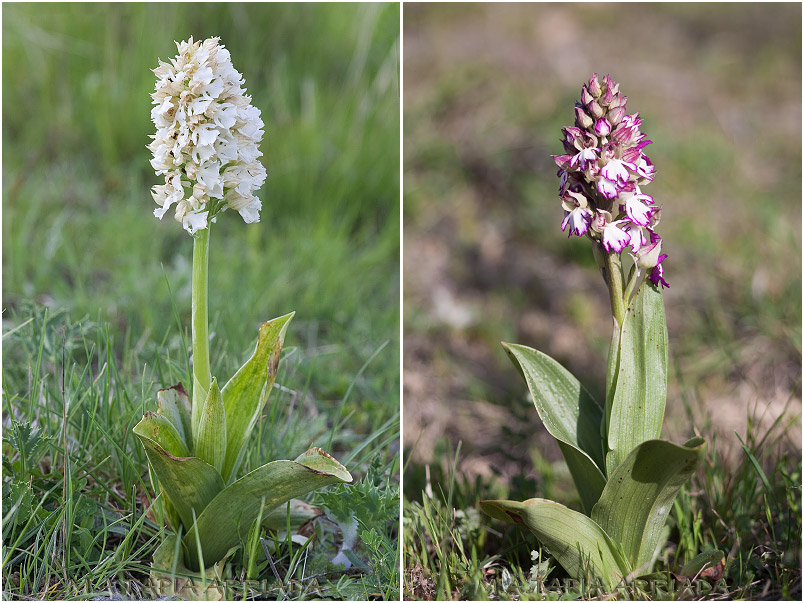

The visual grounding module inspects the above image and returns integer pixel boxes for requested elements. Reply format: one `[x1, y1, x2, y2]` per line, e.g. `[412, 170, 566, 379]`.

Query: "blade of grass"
[327, 339, 389, 450]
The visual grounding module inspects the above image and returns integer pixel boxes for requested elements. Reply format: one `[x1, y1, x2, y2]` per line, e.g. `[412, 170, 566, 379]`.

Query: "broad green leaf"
[220, 312, 294, 484]
[592, 437, 706, 573]
[503, 343, 607, 513]
[293, 447, 353, 482]
[135, 412, 190, 458]
[133, 416, 225, 531]
[261, 498, 323, 532]
[183, 447, 351, 570]
[156, 384, 193, 452]
[194, 378, 227, 474]
[480, 498, 628, 590]
[606, 282, 668, 475]
[161, 489, 182, 533]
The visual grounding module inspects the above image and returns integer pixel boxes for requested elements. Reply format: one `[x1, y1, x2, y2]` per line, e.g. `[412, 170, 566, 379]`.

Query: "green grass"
[3, 3, 399, 600]
[404, 408, 801, 600]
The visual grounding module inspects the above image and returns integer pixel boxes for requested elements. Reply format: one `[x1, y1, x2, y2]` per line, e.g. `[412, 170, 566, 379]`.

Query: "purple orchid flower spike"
[555, 73, 668, 324]
[482, 73, 701, 591]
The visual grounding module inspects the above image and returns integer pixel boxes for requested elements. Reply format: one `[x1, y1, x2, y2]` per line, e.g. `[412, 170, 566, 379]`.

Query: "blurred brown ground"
[403, 3, 801, 488]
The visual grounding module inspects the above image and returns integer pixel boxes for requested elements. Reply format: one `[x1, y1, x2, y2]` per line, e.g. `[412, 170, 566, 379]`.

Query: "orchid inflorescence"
[149, 36, 266, 234]
[480, 74, 710, 590]
[553, 73, 668, 294]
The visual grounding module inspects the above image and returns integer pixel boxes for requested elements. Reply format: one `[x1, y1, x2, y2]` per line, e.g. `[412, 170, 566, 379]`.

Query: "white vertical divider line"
[398, 2, 405, 601]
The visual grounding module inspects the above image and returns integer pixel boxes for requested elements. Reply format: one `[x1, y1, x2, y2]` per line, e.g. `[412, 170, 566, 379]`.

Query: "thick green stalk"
[604, 251, 626, 329]
[191, 226, 211, 444]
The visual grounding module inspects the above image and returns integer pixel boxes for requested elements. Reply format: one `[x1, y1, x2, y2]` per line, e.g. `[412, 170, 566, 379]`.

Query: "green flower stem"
[192, 226, 211, 443]
[605, 250, 626, 328]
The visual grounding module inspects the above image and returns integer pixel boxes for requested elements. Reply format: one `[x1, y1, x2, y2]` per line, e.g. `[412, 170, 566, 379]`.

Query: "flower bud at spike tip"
[553, 74, 667, 287]
[600, 86, 615, 108]
[588, 73, 602, 97]
[575, 106, 594, 129]
[610, 93, 627, 110]
[608, 105, 625, 127]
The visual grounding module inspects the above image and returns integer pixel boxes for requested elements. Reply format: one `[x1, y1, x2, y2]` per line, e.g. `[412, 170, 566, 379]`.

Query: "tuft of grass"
[3, 305, 164, 599]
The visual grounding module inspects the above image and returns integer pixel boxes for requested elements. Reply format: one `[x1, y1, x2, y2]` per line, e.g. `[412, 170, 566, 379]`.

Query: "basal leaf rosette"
[149, 36, 266, 234]
[481, 438, 706, 587]
[133, 315, 353, 573]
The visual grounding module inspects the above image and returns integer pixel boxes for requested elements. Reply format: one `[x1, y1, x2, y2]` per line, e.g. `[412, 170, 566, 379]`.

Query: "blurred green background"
[403, 2, 800, 489]
[3, 2, 400, 429]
